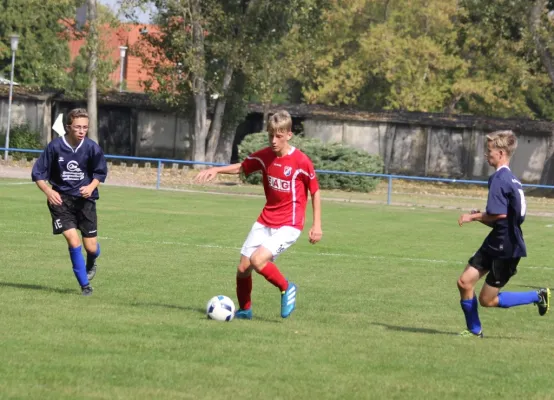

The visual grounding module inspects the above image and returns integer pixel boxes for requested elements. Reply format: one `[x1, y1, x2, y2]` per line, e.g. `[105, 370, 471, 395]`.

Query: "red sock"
[236, 275, 252, 310]
[257, 262, 288, 292]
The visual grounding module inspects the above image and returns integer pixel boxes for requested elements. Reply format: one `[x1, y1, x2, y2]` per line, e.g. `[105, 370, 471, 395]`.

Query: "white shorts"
[241, 222, 302, 259]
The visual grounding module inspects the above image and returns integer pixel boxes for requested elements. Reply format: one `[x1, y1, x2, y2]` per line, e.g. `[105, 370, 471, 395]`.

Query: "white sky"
[98, 0, 154, 23]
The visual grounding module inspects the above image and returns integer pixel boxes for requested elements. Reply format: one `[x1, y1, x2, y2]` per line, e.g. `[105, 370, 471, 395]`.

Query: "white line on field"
[0, 181, 33, 185]
[4, 229, 554, 271]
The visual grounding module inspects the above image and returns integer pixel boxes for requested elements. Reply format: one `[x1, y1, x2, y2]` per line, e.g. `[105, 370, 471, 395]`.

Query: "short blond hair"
[66, 108, 89, 126]
[267, 110, 292, 134]
[486, 130, 518, 157]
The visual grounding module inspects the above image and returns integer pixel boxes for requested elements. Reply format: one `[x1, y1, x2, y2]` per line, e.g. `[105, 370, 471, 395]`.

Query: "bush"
[2, 124, 43, 160]
[238, 132, 384, 192]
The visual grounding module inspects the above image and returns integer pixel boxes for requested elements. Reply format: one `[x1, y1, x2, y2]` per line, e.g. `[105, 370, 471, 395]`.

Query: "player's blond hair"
[267, 110, 292, 134]
[486, 130, 518, 158]
[66, 108, 89, 126]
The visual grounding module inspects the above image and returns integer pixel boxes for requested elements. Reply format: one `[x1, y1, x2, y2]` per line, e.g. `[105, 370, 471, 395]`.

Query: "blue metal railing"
[2, 147, 554, 204]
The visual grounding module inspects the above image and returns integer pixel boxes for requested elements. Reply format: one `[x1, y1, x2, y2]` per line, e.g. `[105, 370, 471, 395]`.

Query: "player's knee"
[236, 263, 251, 276]
[249, 253, 266, 270]
[478, 294, 496, 307]
[65, 236, 81, 248]
[457, 277, 472, 292]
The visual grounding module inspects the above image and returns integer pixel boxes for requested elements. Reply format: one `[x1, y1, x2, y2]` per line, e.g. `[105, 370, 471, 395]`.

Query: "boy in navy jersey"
[457, 130, 550, 337]
[31, 108, 107, 296]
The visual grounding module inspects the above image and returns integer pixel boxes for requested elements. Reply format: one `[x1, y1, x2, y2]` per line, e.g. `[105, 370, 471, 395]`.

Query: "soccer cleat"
[86, 261, 97, 281]
[536, 288, 551, 316]
[459, 329, 483, 338]
[235, 309, 253, 320]
[281, 282, 297, 318]
[81, 285, 93, 296]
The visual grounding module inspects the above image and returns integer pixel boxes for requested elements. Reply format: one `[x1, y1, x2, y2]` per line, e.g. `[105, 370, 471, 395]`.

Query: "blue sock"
[69, 246, 89, 287]
[497, 291, 539, 308]
[461, 295, 482, 334]
[86, 242, 100, 269]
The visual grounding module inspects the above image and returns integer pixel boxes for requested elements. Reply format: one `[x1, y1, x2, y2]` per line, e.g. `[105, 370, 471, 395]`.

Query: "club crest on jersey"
[67, 161, 81, 171]
[284, 166, 292, 177]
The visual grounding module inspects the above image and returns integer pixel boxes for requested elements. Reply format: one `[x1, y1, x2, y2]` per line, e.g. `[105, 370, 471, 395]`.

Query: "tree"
[128, 0, 320, 163]
[0, 0, 75, 88]
[85, 0, 99, 142]
[289, 0, 554, 119]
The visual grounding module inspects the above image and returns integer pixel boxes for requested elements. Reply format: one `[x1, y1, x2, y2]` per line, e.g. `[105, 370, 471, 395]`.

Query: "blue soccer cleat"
[235, 309, 253, 320]
[281, 282, 297, 318]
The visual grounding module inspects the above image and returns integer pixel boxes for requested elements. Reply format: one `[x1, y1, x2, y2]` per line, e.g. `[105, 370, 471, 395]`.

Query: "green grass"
[0, 179, 553, 399]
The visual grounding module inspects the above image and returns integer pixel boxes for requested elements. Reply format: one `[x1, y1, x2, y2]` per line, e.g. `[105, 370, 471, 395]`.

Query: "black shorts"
[47, 194, 98, 238]
[468, 249, 520, 288]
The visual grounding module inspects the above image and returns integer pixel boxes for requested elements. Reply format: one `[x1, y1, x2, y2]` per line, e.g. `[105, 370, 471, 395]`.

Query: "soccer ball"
[206, 295, 235, 322]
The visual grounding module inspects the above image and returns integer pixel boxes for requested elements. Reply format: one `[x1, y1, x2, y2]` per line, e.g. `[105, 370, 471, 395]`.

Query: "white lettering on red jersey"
[241, 146, 319, 230]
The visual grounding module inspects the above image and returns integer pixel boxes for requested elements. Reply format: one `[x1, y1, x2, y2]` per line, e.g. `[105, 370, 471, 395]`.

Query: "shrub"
[1, 124, 43, 160]
[237, 132, 383, 192]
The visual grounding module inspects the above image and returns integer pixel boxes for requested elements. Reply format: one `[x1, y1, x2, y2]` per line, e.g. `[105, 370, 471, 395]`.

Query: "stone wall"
[301, 117, 552, 182]
[2, 89, 554, 183]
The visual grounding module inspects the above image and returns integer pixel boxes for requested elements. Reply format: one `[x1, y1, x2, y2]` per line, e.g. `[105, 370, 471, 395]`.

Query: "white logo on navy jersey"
[58, 157, 64, 162]
[67, 161, 80, 171]
[284, 166, 292, 177]
[62, 161, 85, 181]
[268, 175, 291, 192]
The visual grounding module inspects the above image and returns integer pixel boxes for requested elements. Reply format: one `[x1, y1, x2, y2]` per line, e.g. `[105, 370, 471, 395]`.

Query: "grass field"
[0, 178, 553, 400]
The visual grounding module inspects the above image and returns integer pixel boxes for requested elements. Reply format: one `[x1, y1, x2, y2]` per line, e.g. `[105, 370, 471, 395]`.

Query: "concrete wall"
[136, 110, 192, 159]
[2, 93, 553, 183]
[303, 119, 552, 182]
[0, 97, 46, 140]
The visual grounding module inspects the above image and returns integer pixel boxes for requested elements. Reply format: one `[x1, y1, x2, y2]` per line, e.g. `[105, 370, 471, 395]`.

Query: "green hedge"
[237, 132, 383, 192]
[0, 124, 43, 160]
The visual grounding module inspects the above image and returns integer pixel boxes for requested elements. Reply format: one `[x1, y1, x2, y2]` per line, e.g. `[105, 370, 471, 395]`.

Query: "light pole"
[119, 46, 127, 92]
[4, 34, 19, 162]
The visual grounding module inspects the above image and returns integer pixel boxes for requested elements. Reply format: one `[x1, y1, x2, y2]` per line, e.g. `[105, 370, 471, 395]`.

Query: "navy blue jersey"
[481, 166, 526, 258]
[31, 136, 108, 200]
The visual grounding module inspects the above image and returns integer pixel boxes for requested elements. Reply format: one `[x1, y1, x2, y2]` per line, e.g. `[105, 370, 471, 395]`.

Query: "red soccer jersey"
[241, 146, 319, 230]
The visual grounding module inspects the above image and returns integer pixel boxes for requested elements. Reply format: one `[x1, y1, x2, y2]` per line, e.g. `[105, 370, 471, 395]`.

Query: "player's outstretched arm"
[194, 163, 242, 183]
[308, 190, 322, 244]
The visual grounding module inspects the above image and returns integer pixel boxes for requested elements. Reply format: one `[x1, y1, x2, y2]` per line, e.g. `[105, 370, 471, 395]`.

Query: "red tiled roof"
[68, 23, 161, 92]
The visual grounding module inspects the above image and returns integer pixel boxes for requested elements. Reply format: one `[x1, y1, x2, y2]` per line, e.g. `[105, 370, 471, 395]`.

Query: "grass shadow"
[131, 301, 206, 315]
[131, 302, 281, 323]
[372, 322, 457, 336]
[0, 281, 75, 295]
[372, 322, 522, 340]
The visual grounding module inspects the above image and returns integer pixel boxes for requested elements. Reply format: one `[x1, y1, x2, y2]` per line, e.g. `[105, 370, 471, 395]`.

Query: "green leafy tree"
[126, 0, 320, 163]
[290, 0, 554, 119]
[0, 0, 76, 88]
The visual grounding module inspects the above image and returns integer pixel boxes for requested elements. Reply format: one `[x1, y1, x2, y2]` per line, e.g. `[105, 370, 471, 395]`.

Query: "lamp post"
[4, 34, 19, 162]
[119, 46, 127, 92]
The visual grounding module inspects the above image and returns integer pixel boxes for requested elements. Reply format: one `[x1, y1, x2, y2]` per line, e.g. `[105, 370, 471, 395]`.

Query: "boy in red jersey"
[195, 110, 322, 319]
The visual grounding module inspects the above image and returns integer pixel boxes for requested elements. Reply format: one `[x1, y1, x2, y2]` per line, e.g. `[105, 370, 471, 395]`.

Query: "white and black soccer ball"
[206, 295, 235, 322]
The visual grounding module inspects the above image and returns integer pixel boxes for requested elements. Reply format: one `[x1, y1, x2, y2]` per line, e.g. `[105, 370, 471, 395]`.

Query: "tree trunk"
[190, 0, 209, 164]
[205, 64, 234, 162]
[86, 0, 99, 143]
[214, 129, 236, 163]
[529, 0, 554, 185]
[529, 0, 554, 83]
[262, 102, 270, 131]
[192, 82, 209, 163]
